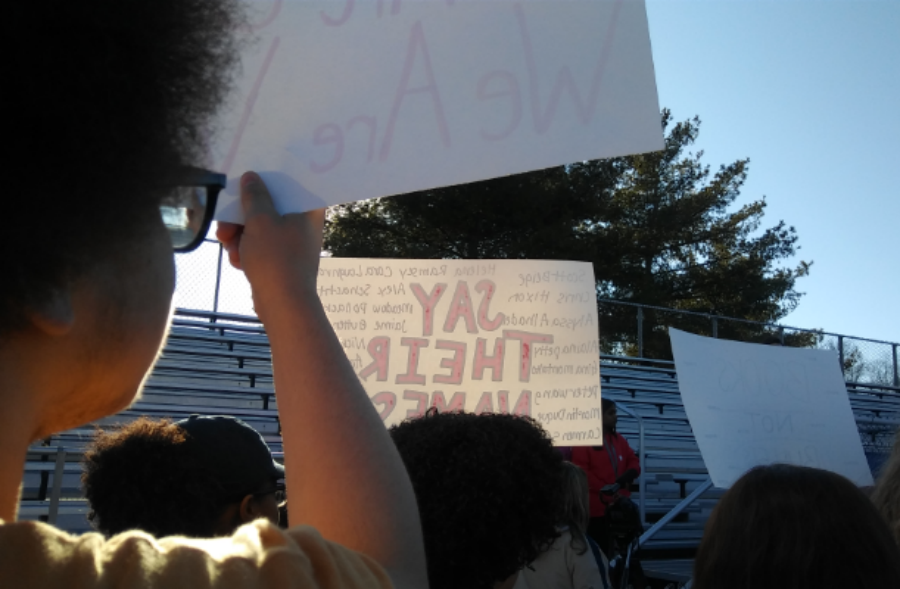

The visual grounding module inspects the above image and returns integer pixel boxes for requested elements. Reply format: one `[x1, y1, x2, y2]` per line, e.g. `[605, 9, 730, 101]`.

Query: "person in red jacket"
[571, 398, 643, 586]
[572, 399, 640, 521]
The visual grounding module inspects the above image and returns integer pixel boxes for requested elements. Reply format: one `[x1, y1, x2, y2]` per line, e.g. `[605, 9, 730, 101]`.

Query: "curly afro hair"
[82, 417, 236, 538]
[2, 0, 244, 334]
[390, 410, 564, 589]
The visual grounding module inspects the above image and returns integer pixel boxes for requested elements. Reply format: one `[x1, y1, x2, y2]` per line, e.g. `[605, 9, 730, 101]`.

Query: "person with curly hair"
[0, 2, 427, 588]
[515, 462, 611, 589]
[82, 416, 285, 538]
[871, 428, 900, 547]
[389, 410, 564, 589]
[693, 464, 900, 589]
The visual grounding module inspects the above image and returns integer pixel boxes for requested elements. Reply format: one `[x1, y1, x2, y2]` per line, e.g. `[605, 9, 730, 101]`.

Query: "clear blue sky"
[645, 0, 899, 343]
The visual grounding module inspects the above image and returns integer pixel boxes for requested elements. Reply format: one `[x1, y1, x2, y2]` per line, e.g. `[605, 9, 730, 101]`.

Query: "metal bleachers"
[18, 309, 900, 583]
[601, 353, 900, 584]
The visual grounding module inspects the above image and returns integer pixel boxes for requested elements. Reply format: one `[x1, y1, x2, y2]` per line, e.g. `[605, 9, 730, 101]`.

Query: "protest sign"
[318, 258, 603, 444]
[213, 0, 664, 221]
[669, 328, 873, 488]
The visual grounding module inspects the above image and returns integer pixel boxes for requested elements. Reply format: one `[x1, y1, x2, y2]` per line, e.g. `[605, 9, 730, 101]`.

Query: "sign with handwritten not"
[318, 258, 603, 444]
[213, 0, 664, 221]
[670, 329, 873, 488]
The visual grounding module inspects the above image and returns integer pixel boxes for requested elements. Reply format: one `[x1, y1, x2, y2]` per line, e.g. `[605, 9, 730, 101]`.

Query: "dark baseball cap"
[175, 415, 284, 497]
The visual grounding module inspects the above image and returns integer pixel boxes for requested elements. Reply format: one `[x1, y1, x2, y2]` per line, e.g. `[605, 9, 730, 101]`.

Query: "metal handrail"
[48, 447, 66, 525]
[598, 298, 899, 347]
[637, 477, 714, 548]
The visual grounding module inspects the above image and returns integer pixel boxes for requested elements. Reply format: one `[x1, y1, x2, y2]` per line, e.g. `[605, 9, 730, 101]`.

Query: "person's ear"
[25, 290, 75, 336]
[238, 494, 260, 524]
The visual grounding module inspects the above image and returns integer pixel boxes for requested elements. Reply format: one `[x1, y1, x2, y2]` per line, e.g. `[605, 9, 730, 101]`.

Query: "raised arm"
[217, 172, 427, 589]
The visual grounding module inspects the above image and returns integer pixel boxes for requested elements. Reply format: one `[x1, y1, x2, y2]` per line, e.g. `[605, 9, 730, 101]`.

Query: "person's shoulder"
[0, 519, 392, 589]
[255, 522, 393, 586]
[0, 518, 106, 557]
[0, 519, 108, 587]
[159, 521, 393, 586]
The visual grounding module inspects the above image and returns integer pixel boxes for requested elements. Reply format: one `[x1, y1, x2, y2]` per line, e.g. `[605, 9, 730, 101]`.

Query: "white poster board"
[669, 328, 872, 488]
[213, 0, 664, 221]
[318, 258, 603, 443]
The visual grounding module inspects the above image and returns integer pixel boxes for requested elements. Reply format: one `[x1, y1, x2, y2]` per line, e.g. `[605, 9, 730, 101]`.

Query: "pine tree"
[325, 110, 812, 358]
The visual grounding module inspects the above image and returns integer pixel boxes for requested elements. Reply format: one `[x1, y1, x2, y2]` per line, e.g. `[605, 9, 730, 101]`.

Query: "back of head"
[2, 0, 243, 335]
[560, 462, 590, 553]
[693, 464, 900, 589]
[82, 415, 283, 537]
[389, 410, 564, 589]
[82, 417, 230, 537]
[872, 428, 900, 547]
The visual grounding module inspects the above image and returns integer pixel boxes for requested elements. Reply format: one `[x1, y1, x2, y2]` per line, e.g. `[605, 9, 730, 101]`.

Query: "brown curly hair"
[82, 417, 237, 537]
[872, 428, 900, 547]
[2, 0, 245, 334]
[389, 410, 564, 589]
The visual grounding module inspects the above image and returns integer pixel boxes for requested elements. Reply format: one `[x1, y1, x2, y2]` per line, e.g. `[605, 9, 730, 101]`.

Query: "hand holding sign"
[216, 171, 326, 322]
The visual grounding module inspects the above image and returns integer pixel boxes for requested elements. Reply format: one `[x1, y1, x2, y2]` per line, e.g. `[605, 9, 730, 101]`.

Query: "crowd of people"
[2, 2, 900, 588]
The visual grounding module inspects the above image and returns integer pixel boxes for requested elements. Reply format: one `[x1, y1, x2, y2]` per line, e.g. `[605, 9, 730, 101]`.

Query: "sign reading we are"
[214, 0, 663, 221]
[318, 258, 605, 444]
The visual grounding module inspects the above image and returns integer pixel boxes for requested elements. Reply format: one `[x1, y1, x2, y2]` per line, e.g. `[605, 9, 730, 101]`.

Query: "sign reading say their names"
[214, 0, 664, 221]
[318, 258, 604, 444]
[670, 329, 873, 488]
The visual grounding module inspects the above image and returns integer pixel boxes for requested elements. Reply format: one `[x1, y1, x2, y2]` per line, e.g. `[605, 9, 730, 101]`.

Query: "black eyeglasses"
[160, 167, 226, 253]
[253, 481, 286, 504]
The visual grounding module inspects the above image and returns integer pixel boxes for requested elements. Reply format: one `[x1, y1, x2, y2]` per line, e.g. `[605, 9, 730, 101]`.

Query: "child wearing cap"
[82, 415, 285, 538]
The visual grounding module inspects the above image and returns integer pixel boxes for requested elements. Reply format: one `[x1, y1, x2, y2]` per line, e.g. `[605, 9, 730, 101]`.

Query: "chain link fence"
[173, 240, 255, 316]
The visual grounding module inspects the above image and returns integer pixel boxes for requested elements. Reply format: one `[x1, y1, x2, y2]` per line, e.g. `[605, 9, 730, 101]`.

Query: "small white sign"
[213, 0, 664, 221]
[318, 258, 604, 444]
[669, 328, 872, 488]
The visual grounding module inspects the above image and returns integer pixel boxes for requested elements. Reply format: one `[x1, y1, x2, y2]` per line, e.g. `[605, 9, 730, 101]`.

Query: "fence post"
[212, 242, 224, 317]
[893, 344, 899, 388]
[838, 335, 845, 375]
[637, 306, 644, 358]
[48, 447, 65, 525]
[779, 327, 785, 345]
[711, 316, 718, 338]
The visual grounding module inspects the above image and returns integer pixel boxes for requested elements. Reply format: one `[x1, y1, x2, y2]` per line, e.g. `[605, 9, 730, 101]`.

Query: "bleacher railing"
[174, 239, 899, 387]
[598, 298, 899, 387]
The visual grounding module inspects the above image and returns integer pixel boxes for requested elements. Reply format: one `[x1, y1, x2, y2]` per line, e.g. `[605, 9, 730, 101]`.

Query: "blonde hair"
[872, 428, 900, 547]
[560, 461, 590, 554]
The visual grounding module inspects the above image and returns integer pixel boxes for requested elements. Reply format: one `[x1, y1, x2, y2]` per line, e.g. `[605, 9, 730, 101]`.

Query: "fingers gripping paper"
[319, 258, 603, 444]
[213, 0, 664, 221]
[669, 329, 873, 488]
